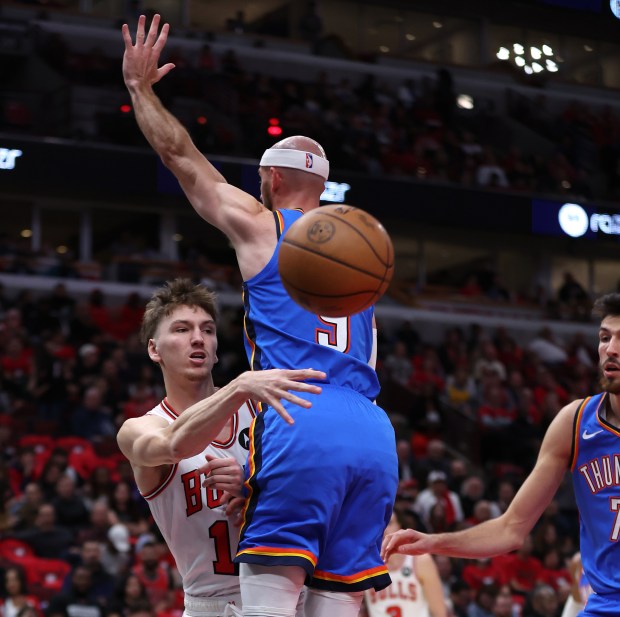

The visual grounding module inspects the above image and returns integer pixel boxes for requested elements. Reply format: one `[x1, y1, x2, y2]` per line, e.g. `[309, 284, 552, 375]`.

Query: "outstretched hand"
[381, 528, 433, 561]
[237, 368, 326, 425]
[122, 14, 175, 90]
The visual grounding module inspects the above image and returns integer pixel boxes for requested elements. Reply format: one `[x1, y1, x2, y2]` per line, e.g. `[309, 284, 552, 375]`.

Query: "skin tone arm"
[121, 14, 266, 251]
[118, 368, 325, 468]
[382, 400, 578, 561]
[568, 552, 583, 603]
[417, 553, 448, 617]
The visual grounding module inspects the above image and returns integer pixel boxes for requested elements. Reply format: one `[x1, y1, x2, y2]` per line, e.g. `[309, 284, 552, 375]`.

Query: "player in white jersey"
[363, 512, 447, 617]
[117, 279, 325, 617]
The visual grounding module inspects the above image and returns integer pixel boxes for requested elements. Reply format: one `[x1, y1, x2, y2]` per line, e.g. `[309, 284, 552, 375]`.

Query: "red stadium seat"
[0, 538, 35, 562]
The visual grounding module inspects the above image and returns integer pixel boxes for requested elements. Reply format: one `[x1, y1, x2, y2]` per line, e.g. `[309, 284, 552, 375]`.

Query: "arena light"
[498, 43, 560, 75]
[546, 60, 558, 72]
[456, 94, 474, 109]
[267, 125, 283, 137]
[0, 148, 22, 170]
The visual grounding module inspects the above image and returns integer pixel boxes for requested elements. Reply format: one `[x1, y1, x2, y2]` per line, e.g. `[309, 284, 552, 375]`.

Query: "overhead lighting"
[20, 229, 32, 238]
[499, 42, 560, 75]
[405, 33, 416, 41]
[546, 60, 558, 72]
[379, 45, 390, 53]
[456, 94, 474, 109]
[432, 21, 443, 28]
[584, 44, 593, 52]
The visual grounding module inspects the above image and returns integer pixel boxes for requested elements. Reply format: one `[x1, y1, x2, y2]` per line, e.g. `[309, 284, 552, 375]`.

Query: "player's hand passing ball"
[235, 368, 326, 425]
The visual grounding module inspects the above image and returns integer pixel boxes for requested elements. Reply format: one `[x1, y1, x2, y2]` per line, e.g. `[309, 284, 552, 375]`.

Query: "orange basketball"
[278, 205, 394, 317]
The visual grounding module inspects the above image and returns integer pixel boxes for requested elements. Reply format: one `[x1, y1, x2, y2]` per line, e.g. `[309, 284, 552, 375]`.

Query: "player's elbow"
[502, 523, 527, 553]
[168, 435, 186, 462]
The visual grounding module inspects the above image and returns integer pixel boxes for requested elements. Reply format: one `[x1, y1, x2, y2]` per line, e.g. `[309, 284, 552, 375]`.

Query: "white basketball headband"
[259, 148, 330, 180]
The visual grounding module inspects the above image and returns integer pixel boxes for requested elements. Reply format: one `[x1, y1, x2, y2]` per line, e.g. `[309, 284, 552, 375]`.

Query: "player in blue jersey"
[382, 292, 620, 617]
[122, 14, 399, 617]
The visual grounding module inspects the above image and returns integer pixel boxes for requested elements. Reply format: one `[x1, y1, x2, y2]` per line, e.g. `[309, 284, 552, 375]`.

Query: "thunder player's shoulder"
[554, 398, 586, 426]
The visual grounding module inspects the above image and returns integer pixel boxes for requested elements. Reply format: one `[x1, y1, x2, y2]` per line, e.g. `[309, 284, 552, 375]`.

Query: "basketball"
[278, 205, 394, 317]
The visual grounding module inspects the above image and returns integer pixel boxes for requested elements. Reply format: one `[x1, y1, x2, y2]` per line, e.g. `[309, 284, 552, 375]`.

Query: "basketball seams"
[280, 275, 378, 301]
[315, 212, 394, 268]
[278, 205, 394, 317]
[281, 238, 387, 281]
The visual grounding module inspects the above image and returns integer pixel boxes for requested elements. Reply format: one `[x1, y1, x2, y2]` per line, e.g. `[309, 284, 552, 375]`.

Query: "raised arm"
[382, 400, 578, 560]
[121, 14, 262, 245]
[118, 367, 325, 467]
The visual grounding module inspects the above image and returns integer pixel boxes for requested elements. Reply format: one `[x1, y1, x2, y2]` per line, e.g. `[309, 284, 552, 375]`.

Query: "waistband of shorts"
[183, 594, 238, 614]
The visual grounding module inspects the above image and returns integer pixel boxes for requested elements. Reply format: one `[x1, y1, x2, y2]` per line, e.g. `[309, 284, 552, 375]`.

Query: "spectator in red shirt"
[500, 535, 543, 597]
[131, 541, 175, 614]
[462, 558, 506, 593]
[532, 368, 569, 410]
[537, 547, 571, 601]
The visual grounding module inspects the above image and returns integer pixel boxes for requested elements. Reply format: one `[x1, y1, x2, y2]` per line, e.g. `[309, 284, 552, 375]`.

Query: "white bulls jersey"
[364, 556, 430, 617]
[142, 398, 256, 597]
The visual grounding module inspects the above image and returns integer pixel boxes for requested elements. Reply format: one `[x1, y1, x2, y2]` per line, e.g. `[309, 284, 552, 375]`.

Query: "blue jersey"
[242, 208, 379, 400]
[571, 393, 620, 597]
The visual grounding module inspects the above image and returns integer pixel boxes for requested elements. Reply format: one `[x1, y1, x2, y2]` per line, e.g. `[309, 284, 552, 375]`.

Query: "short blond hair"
[140, 279, 217, 344]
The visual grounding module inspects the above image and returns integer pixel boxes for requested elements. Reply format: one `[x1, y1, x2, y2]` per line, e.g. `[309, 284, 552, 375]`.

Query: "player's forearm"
[166, 375, 250, 460]
[127, 85, 226, 183]
[429, 517, 523, 559]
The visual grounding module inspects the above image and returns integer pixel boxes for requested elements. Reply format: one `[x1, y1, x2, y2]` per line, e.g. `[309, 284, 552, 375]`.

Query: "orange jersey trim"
[313, 564, 389, 584]
[570, 397, 591, 472]
[240, 418, 258, 530]
[275, 210, 285, 235]
[236, 546, 318, 567]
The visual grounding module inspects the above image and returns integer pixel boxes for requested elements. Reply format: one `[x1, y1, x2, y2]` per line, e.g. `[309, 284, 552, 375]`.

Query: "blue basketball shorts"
[235, 384, 398, 592]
